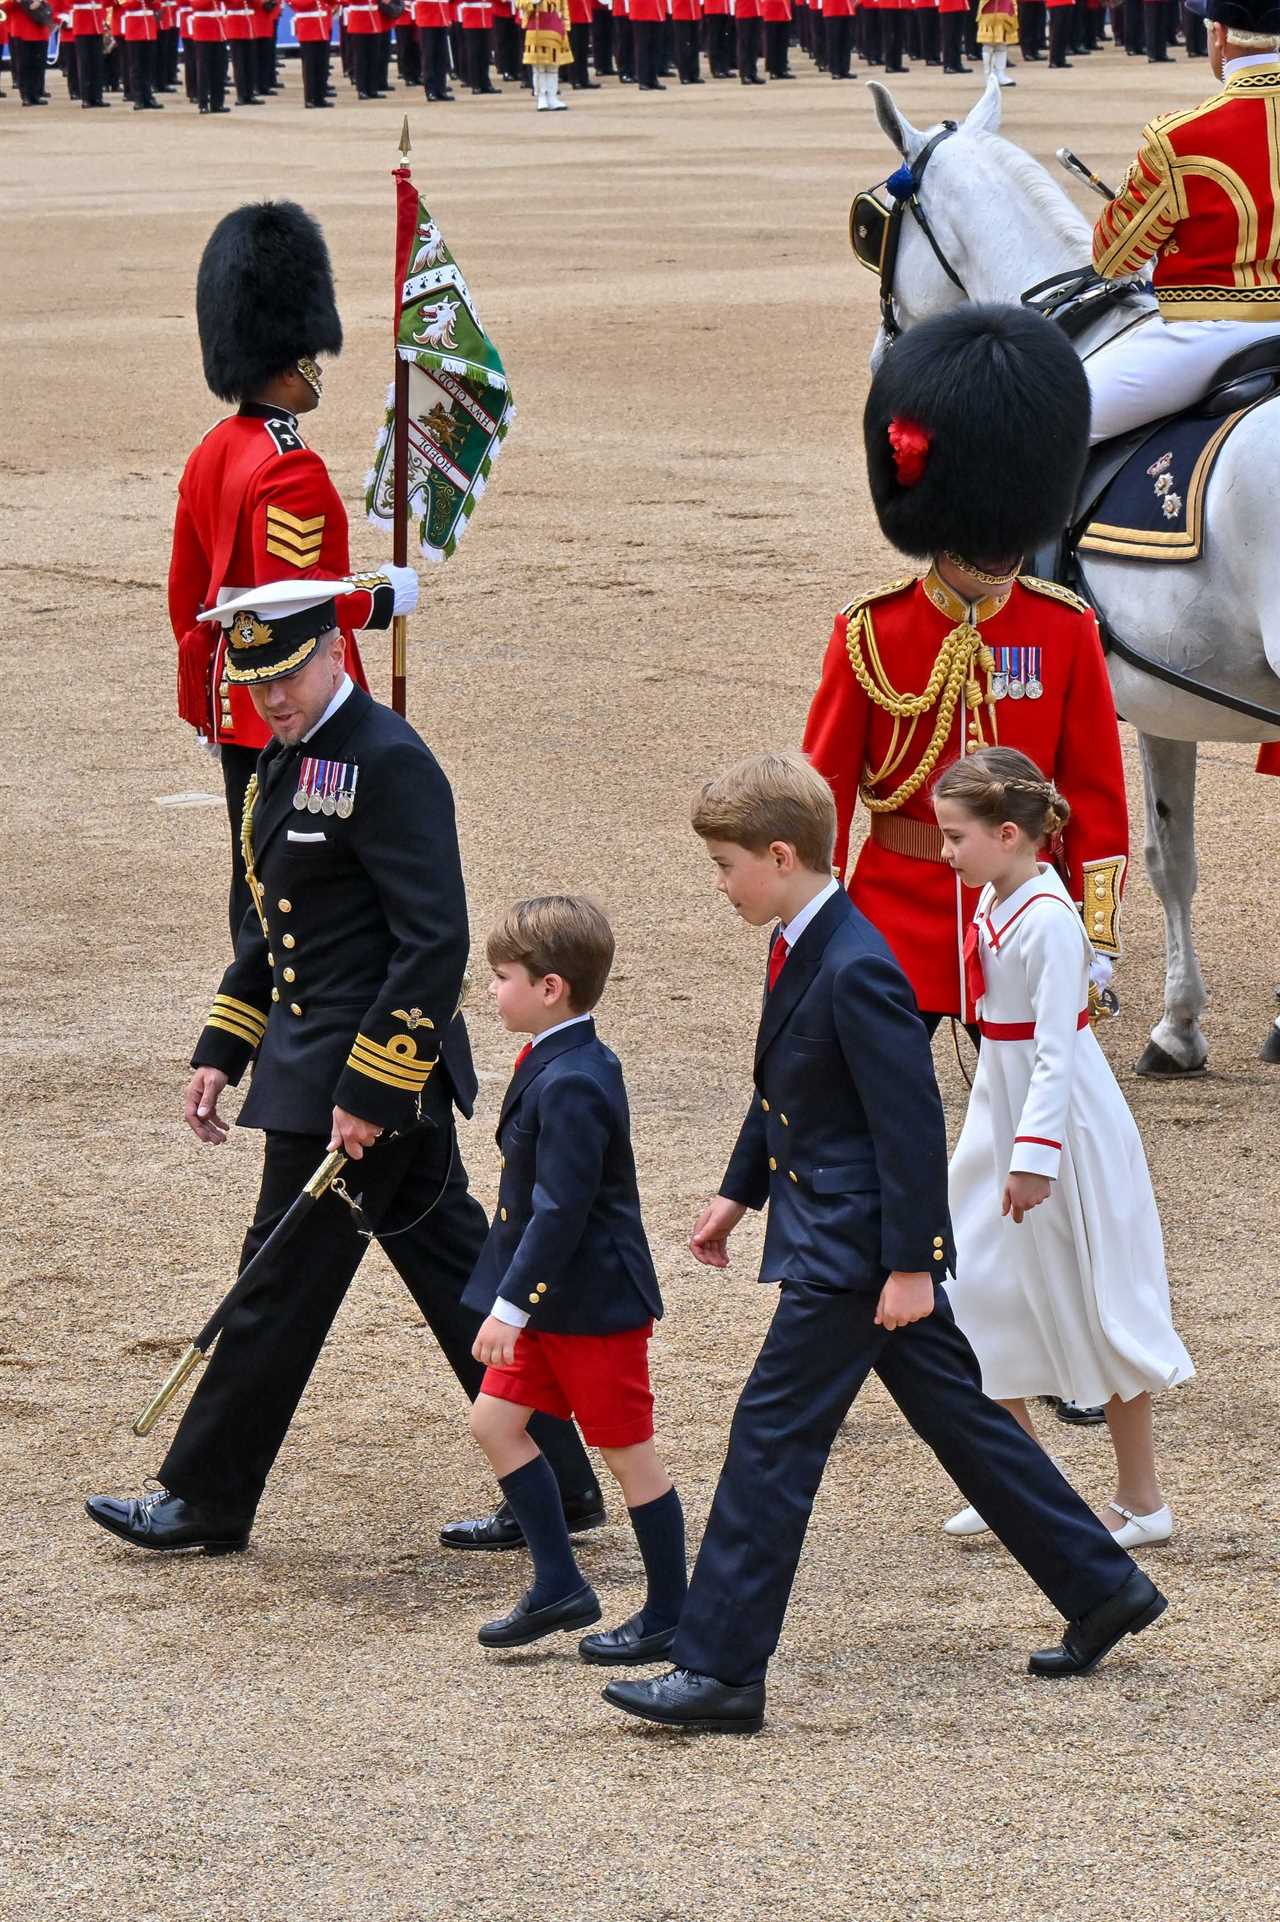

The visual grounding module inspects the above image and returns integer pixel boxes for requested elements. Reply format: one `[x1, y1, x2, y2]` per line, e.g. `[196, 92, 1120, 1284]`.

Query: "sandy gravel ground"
[3, 45, 1279, 1922]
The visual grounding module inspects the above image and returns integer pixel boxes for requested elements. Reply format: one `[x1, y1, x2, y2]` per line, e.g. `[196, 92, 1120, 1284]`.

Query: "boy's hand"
[874, 1271, 935, 1331]
[690, 1196, 747, 1269]
[1002, 1172, 1053, 1224]
[473, 1315, 520, 1369]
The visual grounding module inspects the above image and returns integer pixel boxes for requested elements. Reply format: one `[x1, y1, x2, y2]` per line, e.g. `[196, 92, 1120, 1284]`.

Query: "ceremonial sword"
[1056, 148, 1118, 204]
[130, 1148, 349, 1436]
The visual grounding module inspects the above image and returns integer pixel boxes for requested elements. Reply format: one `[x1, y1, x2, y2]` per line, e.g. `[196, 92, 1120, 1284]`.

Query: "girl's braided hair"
[933, 746, 1071, 844]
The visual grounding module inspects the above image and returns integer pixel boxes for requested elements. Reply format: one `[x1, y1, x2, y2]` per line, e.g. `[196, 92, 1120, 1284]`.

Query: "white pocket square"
[287, 829, 327, 843]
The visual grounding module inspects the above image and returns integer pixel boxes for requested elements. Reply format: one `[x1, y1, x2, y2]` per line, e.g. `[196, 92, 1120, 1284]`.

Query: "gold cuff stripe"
[208, 1011, 266, 1048]
[213, 993, 269, 1029]
[265, 507, 326, 537]
[346, 1048, 436, 1092]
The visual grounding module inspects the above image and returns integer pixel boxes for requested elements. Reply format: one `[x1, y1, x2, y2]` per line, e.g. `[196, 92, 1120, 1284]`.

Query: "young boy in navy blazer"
[464, 897, 685, 1662]
[605, 752, 1166, 1734]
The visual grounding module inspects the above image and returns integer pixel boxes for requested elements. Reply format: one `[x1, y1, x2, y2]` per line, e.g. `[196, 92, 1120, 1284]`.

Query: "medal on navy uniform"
[336, 767, 359, 819]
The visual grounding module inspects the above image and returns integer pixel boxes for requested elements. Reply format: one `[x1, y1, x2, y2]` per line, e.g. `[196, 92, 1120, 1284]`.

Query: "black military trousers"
[160, 1115, 600, 1517]
[301, 38, 330, 101]
[940, 10, 965, 65]
[570, 19, 593, 82]
[1019, 0, 1045, 54]
[825, 13, 853, 73]
[76, 33, 107, 103]
[127, 37, 158, 104]
[254, 33, 276, 90]
[196, 39, 229, 107]
[881, 3, 905, 68]
[763, 17, 788, 72]
[418, 23, 449, 93]
[633, 19, 660, 84]
[591, 3, 614, 71]
[614, 15, 634, 75]
[735, 16, 760, 77]
[673, 1280, 1138, 1687]
[705, 13, 732, 71]
[673, 17, 699, 78]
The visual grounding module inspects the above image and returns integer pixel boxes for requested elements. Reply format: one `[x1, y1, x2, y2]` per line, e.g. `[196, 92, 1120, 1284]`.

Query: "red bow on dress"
[962, 922, 986, 1013]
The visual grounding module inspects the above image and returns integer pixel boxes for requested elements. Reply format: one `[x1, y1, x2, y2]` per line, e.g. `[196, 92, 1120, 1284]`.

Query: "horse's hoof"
[1260, 1025, 1280, 1065]
[1134, 1040, 1208, 1078]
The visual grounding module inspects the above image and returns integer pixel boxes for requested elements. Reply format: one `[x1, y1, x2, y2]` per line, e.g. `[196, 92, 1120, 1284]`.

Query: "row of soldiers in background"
[2, 0, 1208, 109]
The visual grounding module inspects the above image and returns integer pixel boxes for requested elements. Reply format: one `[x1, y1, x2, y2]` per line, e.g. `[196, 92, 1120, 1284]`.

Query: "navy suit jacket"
[721, 888, 955, 1289]
[462, 1020, 663, 1335]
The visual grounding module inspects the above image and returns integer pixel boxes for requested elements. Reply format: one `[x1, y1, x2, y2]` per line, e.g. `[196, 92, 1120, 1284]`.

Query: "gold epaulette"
[1018, 576, 1090, 615]
[838, 576, 916, 622]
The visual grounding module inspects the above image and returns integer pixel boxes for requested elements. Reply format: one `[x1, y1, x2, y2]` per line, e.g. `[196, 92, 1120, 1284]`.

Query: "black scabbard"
[131, 1148, 348, 1437]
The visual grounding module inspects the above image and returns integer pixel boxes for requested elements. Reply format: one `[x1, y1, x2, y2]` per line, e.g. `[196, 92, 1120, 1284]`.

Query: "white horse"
[866, 79, 1280, 1075]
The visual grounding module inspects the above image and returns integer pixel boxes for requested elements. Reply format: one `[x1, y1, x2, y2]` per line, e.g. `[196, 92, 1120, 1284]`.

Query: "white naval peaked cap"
[197, 580, 355, 626]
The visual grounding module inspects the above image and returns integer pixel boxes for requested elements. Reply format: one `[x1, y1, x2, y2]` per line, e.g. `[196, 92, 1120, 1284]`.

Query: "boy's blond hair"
[691, 750, 837, 874]
[486, 895, 616, 1014]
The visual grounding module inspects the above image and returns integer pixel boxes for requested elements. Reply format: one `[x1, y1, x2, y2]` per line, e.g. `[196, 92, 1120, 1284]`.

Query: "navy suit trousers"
[674, 1279, 1136, 1685]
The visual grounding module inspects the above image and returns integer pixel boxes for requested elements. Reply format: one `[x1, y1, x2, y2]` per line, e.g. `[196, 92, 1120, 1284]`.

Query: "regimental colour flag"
[365, 174, 516, 563]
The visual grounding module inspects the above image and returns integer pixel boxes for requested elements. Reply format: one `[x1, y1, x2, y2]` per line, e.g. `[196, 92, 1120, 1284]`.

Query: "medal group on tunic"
[293, 757, 359, 818]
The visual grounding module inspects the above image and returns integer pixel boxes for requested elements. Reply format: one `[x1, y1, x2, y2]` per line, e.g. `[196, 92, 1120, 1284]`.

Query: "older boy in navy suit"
[464, 897, 685, 1661]
[605, 753, 1166, 1733]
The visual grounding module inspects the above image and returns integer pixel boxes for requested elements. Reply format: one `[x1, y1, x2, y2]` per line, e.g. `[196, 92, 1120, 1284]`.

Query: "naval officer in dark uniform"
[86, 583, 603, 1554]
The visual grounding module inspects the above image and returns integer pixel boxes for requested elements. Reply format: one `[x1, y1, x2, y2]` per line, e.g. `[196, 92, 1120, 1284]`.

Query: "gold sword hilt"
[131, 1342, 205, 1438]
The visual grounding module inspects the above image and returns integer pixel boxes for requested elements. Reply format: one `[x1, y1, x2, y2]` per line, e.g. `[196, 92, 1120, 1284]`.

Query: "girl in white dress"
[932, 749, 1194, 1551]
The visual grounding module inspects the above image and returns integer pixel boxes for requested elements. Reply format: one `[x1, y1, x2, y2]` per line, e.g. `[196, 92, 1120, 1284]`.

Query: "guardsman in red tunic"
[294, 0, 334, 100]
[735, 0, 765, 78]
[803, 306, 1128, 1031]
[187, 0, 230, 106]
[702, 0, 731, 72]
[760, 0, 791, 73]
[1089, 0, 1280, 438]
[171, 203, 417, 943]
[567, 0, 599, 78]
[121, 0, 162, 103]
[821, 0, 855, 74]
[10, 0, 54, 103]
[670, 0, 701, 75]
[69, 0, 111, 101]
[412, 0, 453, 92]
[250, 0, 278, 94]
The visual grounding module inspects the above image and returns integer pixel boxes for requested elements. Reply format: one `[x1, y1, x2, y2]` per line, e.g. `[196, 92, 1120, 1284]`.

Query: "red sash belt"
[980, 1010, 1090, 1040]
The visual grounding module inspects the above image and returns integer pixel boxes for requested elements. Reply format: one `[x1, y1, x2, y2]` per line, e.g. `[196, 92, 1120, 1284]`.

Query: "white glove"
[196, 732, 221, 763]
[385, 564, 420, 617]
[1089, 954, 1114, 991]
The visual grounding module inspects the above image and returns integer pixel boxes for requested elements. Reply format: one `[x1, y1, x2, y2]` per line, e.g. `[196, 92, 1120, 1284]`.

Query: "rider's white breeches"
[1086, 314, 1280, 443]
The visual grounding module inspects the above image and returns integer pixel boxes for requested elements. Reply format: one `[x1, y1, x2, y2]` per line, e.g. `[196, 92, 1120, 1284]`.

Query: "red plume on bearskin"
[864, 304, 1091, 562]
[196, 201, 344, 403]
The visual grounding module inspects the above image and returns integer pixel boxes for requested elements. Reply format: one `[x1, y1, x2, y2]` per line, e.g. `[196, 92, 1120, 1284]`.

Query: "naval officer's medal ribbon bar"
[293, 757, 360, 819]
[989, 647, 1043, 702]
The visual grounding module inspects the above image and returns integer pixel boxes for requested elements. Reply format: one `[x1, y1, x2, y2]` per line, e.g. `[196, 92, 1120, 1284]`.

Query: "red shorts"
[481, 1322, 655, 1448]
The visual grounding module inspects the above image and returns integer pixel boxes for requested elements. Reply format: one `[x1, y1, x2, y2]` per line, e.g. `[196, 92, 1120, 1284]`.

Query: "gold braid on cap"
[846, 607, 995, 813]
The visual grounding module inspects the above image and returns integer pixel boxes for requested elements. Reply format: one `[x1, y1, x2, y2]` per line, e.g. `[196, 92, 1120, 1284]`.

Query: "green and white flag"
[365, 179, 515, 562]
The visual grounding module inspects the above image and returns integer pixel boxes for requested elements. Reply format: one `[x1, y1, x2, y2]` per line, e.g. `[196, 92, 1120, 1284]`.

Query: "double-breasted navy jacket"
[192, 687, 477, 1135]
[721, 887, 955, 1289]
[463, 1020, 663, 1336]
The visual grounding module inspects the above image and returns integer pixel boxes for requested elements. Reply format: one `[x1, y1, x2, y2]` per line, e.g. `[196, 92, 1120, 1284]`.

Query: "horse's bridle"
[849, 124, 967, 340]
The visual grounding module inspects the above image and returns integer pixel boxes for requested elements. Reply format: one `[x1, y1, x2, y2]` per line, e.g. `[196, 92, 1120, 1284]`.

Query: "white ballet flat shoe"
[1105, 1501, 1174, 1549]
[944, 1455, 1068, 1538]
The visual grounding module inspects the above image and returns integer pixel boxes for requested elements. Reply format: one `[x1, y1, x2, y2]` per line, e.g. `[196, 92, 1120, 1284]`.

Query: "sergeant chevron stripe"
[207, 993, 269, 1048]
[265, 505, 325, 567]
[346, 1032, 435, 1091]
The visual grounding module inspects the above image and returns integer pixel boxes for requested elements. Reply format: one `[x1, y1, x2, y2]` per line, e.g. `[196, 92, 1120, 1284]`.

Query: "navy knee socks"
[629, 1485, 687, 1633]
[499, 1456, 585, 1607]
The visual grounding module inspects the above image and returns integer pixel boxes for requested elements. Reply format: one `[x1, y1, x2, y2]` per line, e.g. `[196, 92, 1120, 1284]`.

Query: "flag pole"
[391, 116, 413, 717]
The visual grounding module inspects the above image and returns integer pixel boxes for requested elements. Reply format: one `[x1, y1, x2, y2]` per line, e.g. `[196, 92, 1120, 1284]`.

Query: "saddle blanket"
[1079, 396, 1273, 564]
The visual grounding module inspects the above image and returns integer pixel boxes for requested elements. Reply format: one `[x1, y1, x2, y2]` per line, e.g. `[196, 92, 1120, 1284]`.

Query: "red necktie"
[768, 933, 790, 993]
[513, 1042, 532, 1073]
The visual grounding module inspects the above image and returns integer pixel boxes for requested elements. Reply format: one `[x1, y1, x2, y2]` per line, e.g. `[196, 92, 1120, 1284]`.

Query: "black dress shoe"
[479, 1582, 601, 1648]
[579, 1612, 677, 1666]
[1049, 1396, 1108, 1426]
[638, 80, 666, 88]
[85, 1489, 251, 1556]
[439, 1489, 607, 1550]
[604, 1667, 765, 1733]
[1028, 1569, 1167, 1678]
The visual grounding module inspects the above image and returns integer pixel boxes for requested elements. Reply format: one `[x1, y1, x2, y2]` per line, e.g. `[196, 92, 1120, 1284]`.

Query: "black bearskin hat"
[196, 201, 343, 402]
[864, 304, 1091, 563]
[1190, 0, 1280, 33]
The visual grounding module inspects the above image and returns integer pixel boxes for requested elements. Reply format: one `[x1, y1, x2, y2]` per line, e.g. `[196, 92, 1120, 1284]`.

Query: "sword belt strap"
[869, 812, 947, 864]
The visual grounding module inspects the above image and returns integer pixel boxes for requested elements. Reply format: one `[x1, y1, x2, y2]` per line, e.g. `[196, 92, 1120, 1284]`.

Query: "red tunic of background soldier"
[168, 201, 417, 945]
[803, 304, 1129, 1031]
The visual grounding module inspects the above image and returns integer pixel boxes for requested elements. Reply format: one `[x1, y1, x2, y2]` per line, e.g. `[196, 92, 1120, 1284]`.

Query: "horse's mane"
[971, 129, 1092, 262]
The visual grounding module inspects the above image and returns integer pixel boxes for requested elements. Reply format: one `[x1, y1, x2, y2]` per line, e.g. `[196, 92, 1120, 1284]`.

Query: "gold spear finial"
[399, 116, 412, 160]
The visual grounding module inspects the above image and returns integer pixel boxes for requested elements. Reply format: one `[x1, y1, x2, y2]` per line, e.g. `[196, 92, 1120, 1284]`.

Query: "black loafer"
[603, 1667, 765, 1733]
[1051, 1397, 1108, 1426]
[440, 1490, 606, 1551]
[85, 1489, 250, 1556]
[479, 1582, 601, 1648]
[579, 1612, 677, 1666]
[1029, 1569, 1167, 1677]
